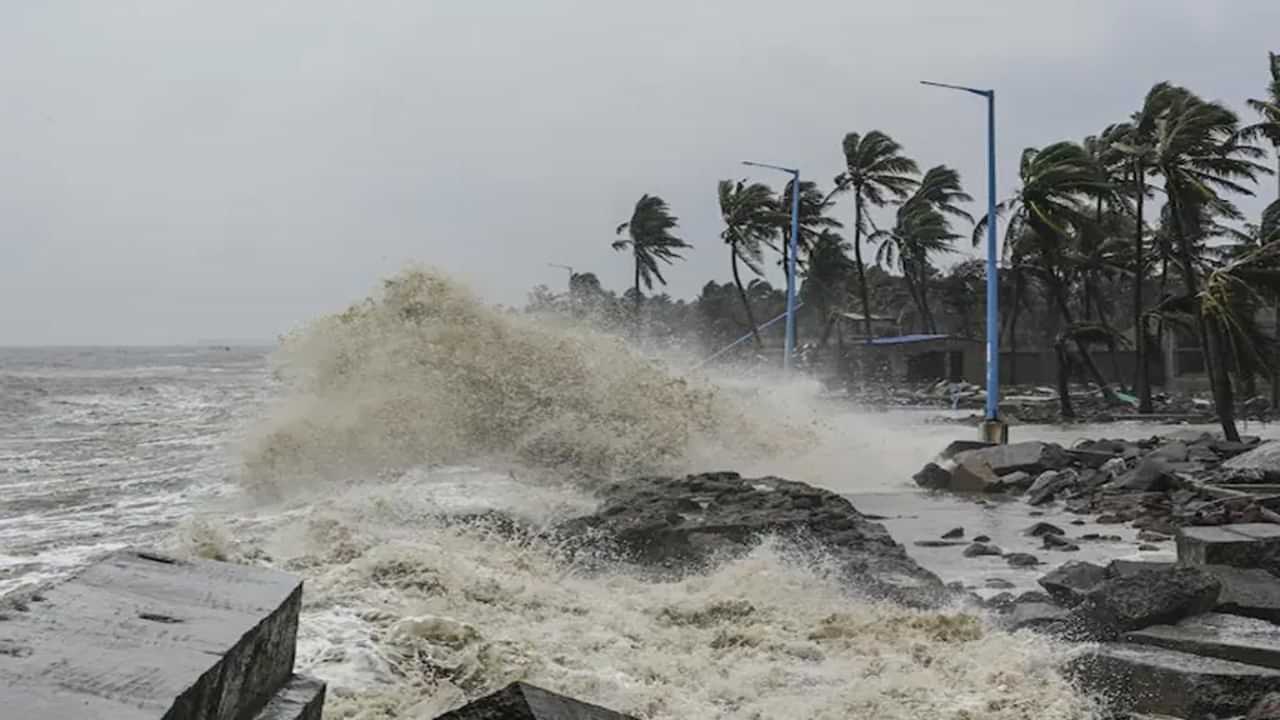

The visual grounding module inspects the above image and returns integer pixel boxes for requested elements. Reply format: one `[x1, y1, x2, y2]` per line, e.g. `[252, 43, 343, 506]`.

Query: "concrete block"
[1177, 524, 1280, 569]
[252, 675, 326, 720]
[434, 682, 637, 719]
[1067, 643, 1280, 718]
[0, 550, 303, 720]
[1203, 564, 1280, 624]
[1127, 613, 1280, 670]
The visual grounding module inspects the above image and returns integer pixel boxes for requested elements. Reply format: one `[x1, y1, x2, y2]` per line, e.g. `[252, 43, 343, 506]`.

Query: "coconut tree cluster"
[590, 54, 1280, 441]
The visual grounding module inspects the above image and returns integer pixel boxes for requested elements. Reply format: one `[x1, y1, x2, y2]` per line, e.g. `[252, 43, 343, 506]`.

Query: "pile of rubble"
[916, 436, 1280, 718]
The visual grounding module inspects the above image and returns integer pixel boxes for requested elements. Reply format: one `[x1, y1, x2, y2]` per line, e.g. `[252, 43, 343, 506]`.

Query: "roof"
[866, 333, 953, 346]
[838, 312, 899, 322]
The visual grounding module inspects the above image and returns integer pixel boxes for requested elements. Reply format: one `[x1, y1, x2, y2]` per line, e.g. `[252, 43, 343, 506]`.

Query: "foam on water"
[201, 268, 1106, 718]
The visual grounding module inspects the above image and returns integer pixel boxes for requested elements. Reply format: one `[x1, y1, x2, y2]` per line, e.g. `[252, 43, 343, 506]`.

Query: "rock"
[1005, 553, 1041, 567]
[1024, 521, 1065, 537]
[985, 578, 1016, 589]
[1070, 519, 1086, 526]
[1127, 612, 1280, 671]
[1138, 544, 1161, 551]
[1138, 530, 1172, 543]
[1096, 513, 1126, 524]
[0, 550, 304, 720]
[1249, 692, 1280, 720]
[939, 440, 994, 460]
[1016, 590, 1054, 604]
[1004, 602, 1068, 632]
[973, 534, 991, 543]
[1224, 441, 1280, 479]
[1066, 448, 1117, 469]
[941, 527, 964, 539]
[1107, 559, 1175, 579]
[984, 592, 1016, 611]
[1201, 564, 1280, 623]
[992, 470, 1033, 493]
[1177, 523, 1280, 572]
[254, 675, 327, 720]
[435, 682, 637, 719]
[1109, 456, 1178, 492]
[949, 455, 1003, 492]
[963, 542, 1003, 558]
[1100, 457, 1129, 477]
[1068, 643, 1280, 718]
[553, 472, 946, 606]
[1027, 470, 1077, 506]
[1061, 567, 1222, 641]
[1150, 441, 1190, 463]
[1043, 534, 1080, 551]
[1038, 561, 1108, 607]
[912, 462, 951, 490]
[913, 540, 967, 547]
[953, 441, 1073, 476]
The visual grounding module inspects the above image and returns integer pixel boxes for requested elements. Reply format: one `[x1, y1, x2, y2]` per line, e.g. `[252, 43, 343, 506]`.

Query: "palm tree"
[718, 180, 779, 348]
[776, 179, 843, 271]
[975, 142, 1119, 408]
[1243, 52, 1280, 406]
[836, 131, 920, 338]
[1151, 87, 1270, 440]
[802, 230, 855, 351]
[613, 194, 690, 334]
[872, 165, 973, 332]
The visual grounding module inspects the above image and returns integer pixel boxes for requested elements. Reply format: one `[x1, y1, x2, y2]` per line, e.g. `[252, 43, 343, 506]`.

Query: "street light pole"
[920, 80, 1006, 443]
[743, 160, 800, 371]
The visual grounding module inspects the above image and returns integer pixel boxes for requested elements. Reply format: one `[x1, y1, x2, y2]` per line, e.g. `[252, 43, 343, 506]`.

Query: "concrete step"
[1126, 613, 1280, 670]
[252, 675, 326, 720]
[435, 682, 637, 719]
[0, 550, 303, 720]
[1177, 523, 1280, 569]
[1067, 643, 1280, 718]
[1204, 564, 1280, 624]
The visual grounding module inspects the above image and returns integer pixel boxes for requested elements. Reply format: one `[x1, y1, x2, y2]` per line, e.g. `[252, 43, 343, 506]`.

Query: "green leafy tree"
[613, 195, 691, 334]
[836, 131, 920, 338]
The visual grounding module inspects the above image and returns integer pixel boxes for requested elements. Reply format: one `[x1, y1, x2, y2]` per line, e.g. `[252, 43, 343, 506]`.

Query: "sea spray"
[241, 268, 809, 495]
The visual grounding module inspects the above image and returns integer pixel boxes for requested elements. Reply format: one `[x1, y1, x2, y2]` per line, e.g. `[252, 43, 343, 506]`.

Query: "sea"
[6, 269, 1274, 719]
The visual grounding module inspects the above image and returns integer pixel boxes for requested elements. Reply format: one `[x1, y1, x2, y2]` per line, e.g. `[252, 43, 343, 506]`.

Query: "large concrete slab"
[1127, 613, 1280, 670]
[435, 682, 638, 719]
[252, 675, 326, 720]
[1067, 643, 1280, 718]
[0, 550, 303, 720]
[1202, 564, 1280, 623]
[1177, 524, 1280, 569]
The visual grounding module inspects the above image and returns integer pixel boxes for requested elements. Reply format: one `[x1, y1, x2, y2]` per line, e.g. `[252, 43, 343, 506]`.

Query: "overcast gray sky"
[3, 1, 1278, 345]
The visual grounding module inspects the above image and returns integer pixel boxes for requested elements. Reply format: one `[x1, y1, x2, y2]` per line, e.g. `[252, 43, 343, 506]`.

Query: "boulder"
[1003, 602, 1068, 632]
[952, 441, 1072, 476]
[1060, 567, 1221, 641]
[939, 440, 994, 460]
[1126, 612, 1280, 671]
[1224, 441, 1280, 479]
[949, 456, 1002, 492]
[1026, 470, 1077, 506]
[1038, 561, 1107, 607]
[1177, 523, 1280, 572]
[1024, 521, 1065, 537]
[1005, 553, 1041, 568]
[1249, 692, 1280, 720]
[553, 472, 947, 607]
[1201, 564, 1280, 623]
[963, 542, 1003, 557]
[1043, 534, 1080, 551]
[1106, 559, 1175, 579]
[992, 470, 1033, 493]
[1068, 643, 1280, 718]
[1108, 456, 1178, 492]
[435, 682, 637, 719]
[941, 527, 964, 539]
[912, 462, 951, 490]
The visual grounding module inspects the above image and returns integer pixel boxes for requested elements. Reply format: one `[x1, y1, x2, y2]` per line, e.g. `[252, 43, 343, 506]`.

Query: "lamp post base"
[979, 419, 1009, 445]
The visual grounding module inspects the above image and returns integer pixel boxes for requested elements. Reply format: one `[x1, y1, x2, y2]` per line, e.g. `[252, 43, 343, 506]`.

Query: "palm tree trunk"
[633, 258, 642, 338]
[731, 250, 763, 349]
[1169, 190, 1239, 441]
[901, 267, 928, 334]
[1051, 275, 1117, 403]
[852, 195, 873, 340]
[1272, 155, 1280, 411]
[1055, 339, 1076, 419]
[919, 275, 937, 334]
[1135, 166, 1152, 413]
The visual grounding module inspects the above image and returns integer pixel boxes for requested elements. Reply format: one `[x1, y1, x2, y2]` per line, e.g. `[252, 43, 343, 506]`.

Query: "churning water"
[11, 268, 1269, 718]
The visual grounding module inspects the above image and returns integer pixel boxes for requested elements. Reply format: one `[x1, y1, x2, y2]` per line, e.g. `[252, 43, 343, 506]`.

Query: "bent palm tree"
[613, 195, 690, 335]
[975, 141, 1119, 408]
[836, 131, 919, 338]
[718, 180, 779, 348]
[1243, 52, 1280, 406]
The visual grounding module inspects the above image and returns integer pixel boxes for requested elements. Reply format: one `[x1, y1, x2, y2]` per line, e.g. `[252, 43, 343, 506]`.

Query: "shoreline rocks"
[552, 471, 950, 608]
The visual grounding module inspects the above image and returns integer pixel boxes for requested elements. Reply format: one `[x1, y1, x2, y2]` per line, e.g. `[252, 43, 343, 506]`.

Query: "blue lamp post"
[742, 160, 801, 372]
[920, 80, 1006, 443]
